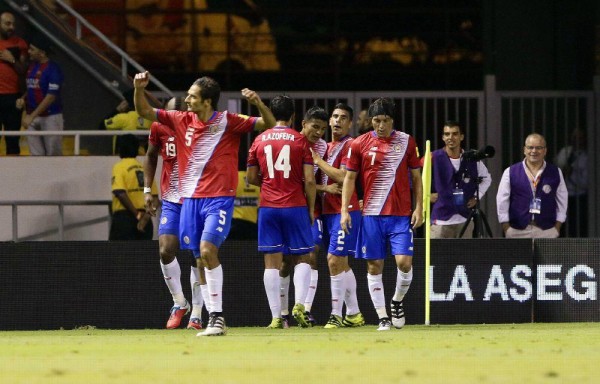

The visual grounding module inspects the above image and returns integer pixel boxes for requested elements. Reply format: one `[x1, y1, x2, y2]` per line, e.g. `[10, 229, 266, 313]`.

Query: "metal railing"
[1, 200, 111, 242]
[0, 130, 149, 155]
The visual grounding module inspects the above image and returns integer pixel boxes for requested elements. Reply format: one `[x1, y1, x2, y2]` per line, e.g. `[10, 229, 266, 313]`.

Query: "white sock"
[367, 273, 387, 318]
[303, 270, 318, 311]
[264, 269, 281, 319]
[280, 275, 290, 316]
[160, 259, 186, 307]
[344, 269, 360, 316]
[190, 266, 203, 318]
[293, 262, 311, 305]
[205, 265, 223, 313]
[200, 284, 210, 313]
[393, 267, 413, 302]
[330, 272, 345, 317]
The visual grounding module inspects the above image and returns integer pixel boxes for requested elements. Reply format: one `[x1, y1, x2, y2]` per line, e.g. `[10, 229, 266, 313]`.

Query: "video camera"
[462, 145, 495, 162]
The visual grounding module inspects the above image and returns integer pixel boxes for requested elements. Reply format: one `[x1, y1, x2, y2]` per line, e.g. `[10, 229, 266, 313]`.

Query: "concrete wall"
[0, 156, 161, 241]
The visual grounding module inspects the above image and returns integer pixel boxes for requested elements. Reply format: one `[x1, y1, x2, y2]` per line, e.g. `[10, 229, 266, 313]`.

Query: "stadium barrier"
[0, 239, 597, 330]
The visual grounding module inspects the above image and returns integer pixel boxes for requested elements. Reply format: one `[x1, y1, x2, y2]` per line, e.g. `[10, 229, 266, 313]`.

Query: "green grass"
[1, 323, 599, 384]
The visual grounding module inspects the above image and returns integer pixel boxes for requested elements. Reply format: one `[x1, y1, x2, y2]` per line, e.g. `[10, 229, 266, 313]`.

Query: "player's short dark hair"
[444, 120, 462, 133]
[192, 76, 221, 110]
[269, 95, 295, 121]
[332, 103, 353, 119]
[368, 98, 395, 118]
[117, 134, 139, 158]
[304, 106, 328, 122]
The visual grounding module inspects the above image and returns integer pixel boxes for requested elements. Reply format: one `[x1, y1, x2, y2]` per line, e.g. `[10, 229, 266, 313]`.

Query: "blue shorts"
[356, 216, 414, 260]
[311, 217, 323, 247]
[179, 197, 234, 254]
[322, 211, 362, 257]
[258, 206, 314, 255]
[158, 200, 181, 236]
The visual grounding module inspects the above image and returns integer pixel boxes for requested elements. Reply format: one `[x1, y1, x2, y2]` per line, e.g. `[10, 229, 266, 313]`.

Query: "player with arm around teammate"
[341, 98, 423, 331]
[279, 106, 329, 327]
[246, 95, 317, 329]
[134, 71, 275, 336]
[312, 103, 365, 328]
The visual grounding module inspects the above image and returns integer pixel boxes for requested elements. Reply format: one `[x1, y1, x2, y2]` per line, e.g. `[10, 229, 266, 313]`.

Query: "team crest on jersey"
[393, 144, 403, 152]
[209, 124, 219, 134]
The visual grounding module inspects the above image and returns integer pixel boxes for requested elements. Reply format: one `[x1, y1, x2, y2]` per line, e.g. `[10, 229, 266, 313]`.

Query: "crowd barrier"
[0, 239, 597, 330]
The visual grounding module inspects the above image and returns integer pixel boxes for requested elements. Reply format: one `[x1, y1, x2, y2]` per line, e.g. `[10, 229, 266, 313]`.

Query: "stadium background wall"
[1, 239, 598, 330]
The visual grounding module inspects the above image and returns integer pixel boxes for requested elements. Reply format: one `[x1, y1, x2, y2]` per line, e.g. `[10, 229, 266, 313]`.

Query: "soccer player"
[341, 98, 423, 331]
[143, 97, 208, 330]
[279, 106, 328, 327]
[312, 103, 365, 328]
[134, 71, 275, 336]
[246, 95, 316, 329]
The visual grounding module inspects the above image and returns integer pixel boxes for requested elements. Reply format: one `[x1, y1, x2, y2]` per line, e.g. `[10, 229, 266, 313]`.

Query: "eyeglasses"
[525, 146, 546, 151]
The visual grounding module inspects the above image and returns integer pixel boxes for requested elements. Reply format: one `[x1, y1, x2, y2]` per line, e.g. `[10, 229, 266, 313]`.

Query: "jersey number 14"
[264, 144, 291, 179]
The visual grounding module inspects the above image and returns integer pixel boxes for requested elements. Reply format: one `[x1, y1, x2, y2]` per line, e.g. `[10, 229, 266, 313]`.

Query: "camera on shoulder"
[463, 145, 495, 162]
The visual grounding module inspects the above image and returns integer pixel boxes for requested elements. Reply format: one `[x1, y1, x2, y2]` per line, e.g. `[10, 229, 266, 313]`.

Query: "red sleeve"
[247, 138, 259, 167]
[148, 122, 160, 147]
[407, 137, 421, 169]
[302, 139, 313, 165]
[226, 112, 258, 134]
[345, 139, 361, 172]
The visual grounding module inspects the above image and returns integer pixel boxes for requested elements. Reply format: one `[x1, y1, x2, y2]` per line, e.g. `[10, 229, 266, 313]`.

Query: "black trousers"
[109, 210, 153, 240]
[0, 93, 22, 155]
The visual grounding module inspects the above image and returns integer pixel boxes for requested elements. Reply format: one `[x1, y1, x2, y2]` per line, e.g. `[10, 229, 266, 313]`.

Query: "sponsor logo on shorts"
[161, 217, 168, 225]
[183, 236, 190, 244]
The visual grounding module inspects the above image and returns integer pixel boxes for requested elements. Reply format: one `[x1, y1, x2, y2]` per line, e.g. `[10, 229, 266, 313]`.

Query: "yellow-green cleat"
[292, 303, 310, 328]
[342, 312, 366, 327]
[267, 317, 284, 329]
[324, 314, 344, 329]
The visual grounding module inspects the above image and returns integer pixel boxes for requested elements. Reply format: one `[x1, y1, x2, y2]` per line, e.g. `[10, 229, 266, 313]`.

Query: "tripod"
[459, 177, 493, 238]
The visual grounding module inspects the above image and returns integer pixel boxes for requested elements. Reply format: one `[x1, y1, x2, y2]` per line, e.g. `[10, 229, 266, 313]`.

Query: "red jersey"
[322, 135, 360, 214]
[148, 121, 181, 204]
[157, 109, 257, 198]
[346, 131, 421, 216]
[247, 127, 313, 208]
[0, 36, 28, 94]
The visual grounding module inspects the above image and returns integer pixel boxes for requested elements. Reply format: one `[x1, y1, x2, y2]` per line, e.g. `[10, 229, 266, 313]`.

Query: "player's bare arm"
[310, 148, 346, 183]
[133, 71, 158, 122]
[410, 167, 424, 228]
[303, 163, 316, 225]
[340, 170, 357, 233]
[143, 142, 160, 216]
[242, 88, 276, 131]
[246, 165, 261, 187]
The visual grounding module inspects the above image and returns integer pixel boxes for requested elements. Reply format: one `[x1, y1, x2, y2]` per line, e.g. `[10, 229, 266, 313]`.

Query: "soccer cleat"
[323, 314, 344, 329]
[166, 301, 190, 329]
[305, 311, 316, 327]
[292, 303, 310, 328]
[197, 313, 226, 336]
[342, 312, 366, 327]
[266, 317, 284, 329]
[390, 300, 405, 329]
[377, 317, 392, 331]
[281, 314, 291, 329]
[186, 317, 203, 330]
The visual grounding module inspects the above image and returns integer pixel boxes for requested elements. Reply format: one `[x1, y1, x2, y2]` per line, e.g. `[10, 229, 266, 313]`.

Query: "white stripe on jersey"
[179, 114, 226, 198]
[321, 136, 351, 186]
[363, 132, 409, 215]
[163, 160, 181, 203]
[312, 138, 327, 175]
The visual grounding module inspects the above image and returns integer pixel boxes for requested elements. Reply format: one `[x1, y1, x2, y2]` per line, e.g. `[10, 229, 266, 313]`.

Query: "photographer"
[430, 121, 491, 238]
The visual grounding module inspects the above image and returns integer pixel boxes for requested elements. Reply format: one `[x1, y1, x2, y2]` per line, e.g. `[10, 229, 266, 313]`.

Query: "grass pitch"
[1, 323, 598, 384]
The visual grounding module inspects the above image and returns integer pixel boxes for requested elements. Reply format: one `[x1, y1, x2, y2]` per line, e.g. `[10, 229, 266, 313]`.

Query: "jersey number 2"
[264, 144, 291, 179]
